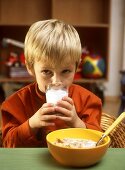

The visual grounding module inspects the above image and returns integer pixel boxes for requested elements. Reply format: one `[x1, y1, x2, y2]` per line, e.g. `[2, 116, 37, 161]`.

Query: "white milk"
[46, 87, 68, 105]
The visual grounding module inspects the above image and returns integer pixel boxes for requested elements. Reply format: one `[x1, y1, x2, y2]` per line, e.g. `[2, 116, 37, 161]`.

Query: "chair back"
[101, 112, 125, 148]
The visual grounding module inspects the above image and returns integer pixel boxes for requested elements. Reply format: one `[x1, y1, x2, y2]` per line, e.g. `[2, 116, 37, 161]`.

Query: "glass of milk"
[46, 82, 68, 105]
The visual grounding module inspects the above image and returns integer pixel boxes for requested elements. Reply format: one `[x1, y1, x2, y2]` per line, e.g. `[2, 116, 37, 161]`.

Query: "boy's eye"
[42, 70, 52, 76]
[62, 69, 71, 74]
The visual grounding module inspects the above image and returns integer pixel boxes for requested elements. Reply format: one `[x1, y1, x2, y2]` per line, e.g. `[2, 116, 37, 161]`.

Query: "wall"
[104, 0, 125, 98]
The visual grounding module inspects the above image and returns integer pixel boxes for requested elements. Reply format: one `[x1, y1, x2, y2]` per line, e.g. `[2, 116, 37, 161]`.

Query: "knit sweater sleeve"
[69, 84, 102, 131]
[1, 87, 42, 147]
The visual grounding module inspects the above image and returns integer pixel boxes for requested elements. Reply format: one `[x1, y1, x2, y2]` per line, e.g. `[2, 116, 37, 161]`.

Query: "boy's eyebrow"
[40, 66, 54, 69]
[41, 68, 53, 71]
[39, 62, 75, 69]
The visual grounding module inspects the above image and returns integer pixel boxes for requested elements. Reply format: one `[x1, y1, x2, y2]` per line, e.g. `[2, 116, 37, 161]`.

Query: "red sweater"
[1, 82, 102, 148]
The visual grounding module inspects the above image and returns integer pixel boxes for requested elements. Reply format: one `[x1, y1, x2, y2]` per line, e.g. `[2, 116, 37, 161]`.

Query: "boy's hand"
[55, 96, 86, 128]
[29, 103, 57, 132]
[29, 96, 86, 134]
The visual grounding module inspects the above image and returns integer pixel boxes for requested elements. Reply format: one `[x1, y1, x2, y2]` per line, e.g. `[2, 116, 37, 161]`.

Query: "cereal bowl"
[46, 128, 110, 167]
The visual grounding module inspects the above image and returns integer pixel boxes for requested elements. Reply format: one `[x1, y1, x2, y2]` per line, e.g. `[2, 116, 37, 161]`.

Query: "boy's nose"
[51, 74, 61, 84]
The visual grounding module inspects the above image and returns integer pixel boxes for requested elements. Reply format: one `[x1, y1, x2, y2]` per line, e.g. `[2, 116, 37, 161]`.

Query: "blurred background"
[0, 0, 125, 117]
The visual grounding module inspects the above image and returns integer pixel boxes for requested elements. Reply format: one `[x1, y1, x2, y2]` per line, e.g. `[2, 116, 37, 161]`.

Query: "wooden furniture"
[0, 0, 110, 82]
[0, 148, 125, 170]
[52, 0, 110, 81]
[0, 0, 110, 102]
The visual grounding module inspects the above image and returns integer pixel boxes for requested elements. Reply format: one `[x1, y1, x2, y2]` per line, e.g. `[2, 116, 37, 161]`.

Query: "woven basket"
[101, 112, 125, 148]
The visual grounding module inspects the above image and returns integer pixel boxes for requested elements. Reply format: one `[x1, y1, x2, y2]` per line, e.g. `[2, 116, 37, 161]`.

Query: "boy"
[1, 19, 102, 147]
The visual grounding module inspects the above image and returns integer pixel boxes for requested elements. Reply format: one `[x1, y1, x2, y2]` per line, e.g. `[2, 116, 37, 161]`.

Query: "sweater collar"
[35, 83, 46, 101]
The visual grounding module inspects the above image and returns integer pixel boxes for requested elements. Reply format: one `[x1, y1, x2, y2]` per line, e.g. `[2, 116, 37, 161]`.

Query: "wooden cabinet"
[0, 0, 51, 25]
[52, 0, 110, 25]
[0, 0, 110, 83]
[52, 0, 110, 80]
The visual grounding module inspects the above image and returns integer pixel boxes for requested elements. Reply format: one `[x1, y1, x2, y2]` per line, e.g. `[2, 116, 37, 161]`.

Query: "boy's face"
[31, 60, 76, 93]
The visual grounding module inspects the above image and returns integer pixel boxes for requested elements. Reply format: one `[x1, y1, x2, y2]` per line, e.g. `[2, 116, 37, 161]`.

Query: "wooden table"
[0, 148, 125, 170]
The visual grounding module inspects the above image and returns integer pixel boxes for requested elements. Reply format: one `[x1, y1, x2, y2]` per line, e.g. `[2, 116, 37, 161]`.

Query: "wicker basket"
[101, 112, 125, 148]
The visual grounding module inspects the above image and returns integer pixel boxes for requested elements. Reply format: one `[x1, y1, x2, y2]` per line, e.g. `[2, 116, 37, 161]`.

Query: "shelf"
[74, 78, 106, 84]
[0, 0, 110, 86]
[0, 77, 34, 83]
[52, 0, 110, 25]
[0, 0, 51, 25]
[73, 24, 110, 28]
[0, 77, 106, 84]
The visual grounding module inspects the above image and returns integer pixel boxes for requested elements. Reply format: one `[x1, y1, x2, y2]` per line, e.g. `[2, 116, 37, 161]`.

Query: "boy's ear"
[76, 59, 82, 70]
[26, 66, 34, 76]
[25, 63, 34, 76]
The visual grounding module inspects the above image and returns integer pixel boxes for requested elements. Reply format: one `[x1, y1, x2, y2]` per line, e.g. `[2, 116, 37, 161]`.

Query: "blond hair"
[24, 19, 82, 70]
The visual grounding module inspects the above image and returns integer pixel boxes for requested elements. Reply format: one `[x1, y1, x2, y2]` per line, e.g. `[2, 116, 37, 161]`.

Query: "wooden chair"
[100, 112, 125, 148]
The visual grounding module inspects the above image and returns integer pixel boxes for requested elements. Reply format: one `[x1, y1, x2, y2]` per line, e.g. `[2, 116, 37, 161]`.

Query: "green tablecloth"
[0, 148, 125, 170]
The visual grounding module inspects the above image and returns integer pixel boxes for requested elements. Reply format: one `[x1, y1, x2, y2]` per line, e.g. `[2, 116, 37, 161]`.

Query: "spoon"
[96, 112, 125, 146]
